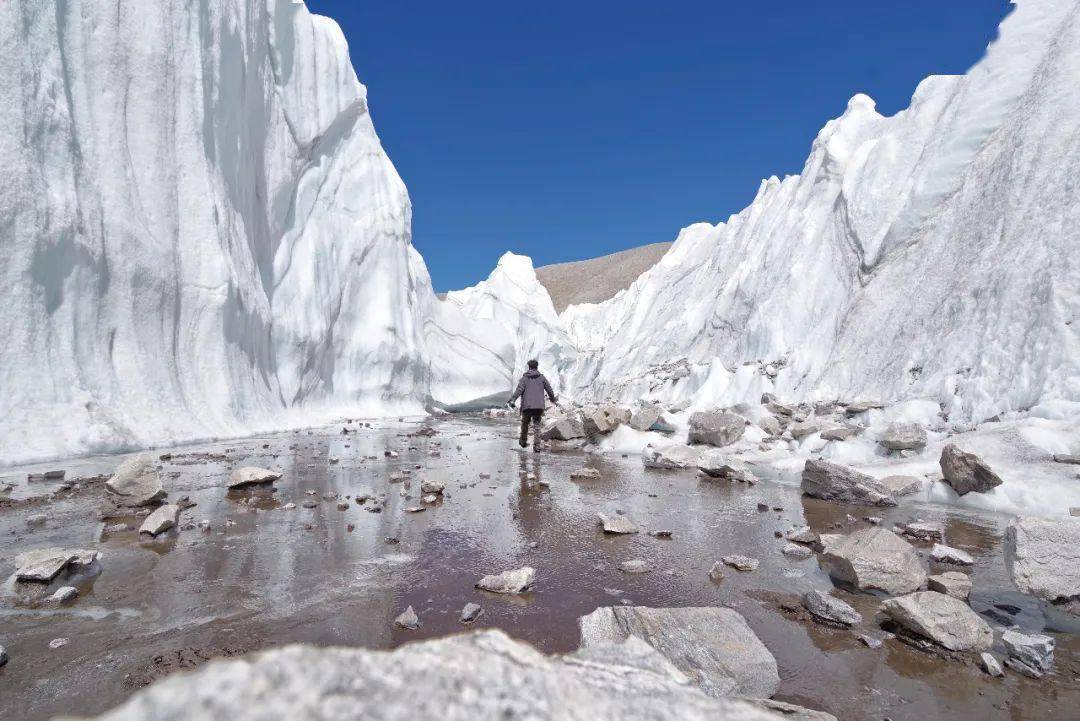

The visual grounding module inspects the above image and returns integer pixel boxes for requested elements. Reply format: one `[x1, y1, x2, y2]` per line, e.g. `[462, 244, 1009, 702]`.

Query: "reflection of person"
[506, 359, 557, 451]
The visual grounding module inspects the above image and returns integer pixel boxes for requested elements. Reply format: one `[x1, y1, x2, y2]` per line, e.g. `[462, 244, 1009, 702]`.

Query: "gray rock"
[541, 414, 586, 441]
[757, 416, 782, 436]
[27, 513, 47, 527]
[1052, 453, 1080, 465]
[49, 637, 69, 650]
[476, 566, 535, 594]
[880, 591, 993, 651]
[844, 400, 885, 415]
[577, 606, 780, 698]
[899, 521, 944, 541]
[77, 630, 784, 721]
[570, 467, 602, 480]
[819, 528, 926, 594]
[939, 444, 1002, 495]
[598, 512, 639, 535]
[800, 460, 897, 506]
[820, 426, 861, 442]
[139, 504, 180, 537]
[802, 590, 861, 627]
[879, 475, 924, 497]
[48, 586, 79, 604]
[420, 479, 445, 495]
[879, 422, 927, 451]
[106, 455, 166, 506]
[698, 450, 755, 482]
[782, 543, 813, 560]
[619, 559, 652, 574]
[460, 602, 483, 623]
[858, 635, 883, 649]
[930, 543, 974, 566]
[0, 644, 6, 667]
[980, 652, 1004, 677]
[688, 411, 746, 448]
[709, 562, 726, 582]
[785, 526, 819, 544]
[927, 571, 972, 600]
[629, 403, 663, 432]
[642, 443, 703, 470]
[1072, 507, 1080, 517]
[228, 467, 282, 489]
[393, 605, 420, 630]
[1001, 629, 1055, 678]
[748, 700, 838, 721]
[1006, 516, 1080, 603]
[582, 405, 629, 437]
[722, 555, 759, 572]
[766, 400, 796, 417]
[14, 548, 99, 583]
[790, 421, 820, 440]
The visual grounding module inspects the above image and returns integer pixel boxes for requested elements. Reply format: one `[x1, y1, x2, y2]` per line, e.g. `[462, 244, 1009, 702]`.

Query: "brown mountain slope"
[534, 242, 673, 313]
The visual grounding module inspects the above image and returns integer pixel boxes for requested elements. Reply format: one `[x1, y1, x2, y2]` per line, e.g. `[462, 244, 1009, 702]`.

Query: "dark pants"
[519, 409, 544, 449]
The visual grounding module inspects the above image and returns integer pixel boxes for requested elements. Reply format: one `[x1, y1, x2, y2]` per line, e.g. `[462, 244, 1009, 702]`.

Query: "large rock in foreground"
[881, 591, 993, 651]
[688, 411, 746, 448]
[14, 548, 99, 582]
[800, 460, 897, 506]
[939, 444, 1002, 495]
[577, 606, 780, 699]
[1006, 516, 1080, 602]
[541, 414, 586, 441]
[78, 630, 784, 721]
[106, 455, 166, 506]
[819, 528, 926, 594]
[879, 423, 927, 451]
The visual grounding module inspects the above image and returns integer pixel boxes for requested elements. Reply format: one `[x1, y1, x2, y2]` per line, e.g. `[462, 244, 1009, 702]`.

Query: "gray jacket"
[509, 369, 556, 411]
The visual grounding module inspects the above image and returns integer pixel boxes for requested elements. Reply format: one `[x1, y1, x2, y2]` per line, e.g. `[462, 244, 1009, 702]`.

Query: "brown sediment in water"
[0, 415, 1076, 721]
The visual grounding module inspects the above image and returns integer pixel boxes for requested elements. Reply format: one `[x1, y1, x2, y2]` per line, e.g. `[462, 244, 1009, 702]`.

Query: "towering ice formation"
[460, 0, 1079, 423]
[0, 0, 430, 464]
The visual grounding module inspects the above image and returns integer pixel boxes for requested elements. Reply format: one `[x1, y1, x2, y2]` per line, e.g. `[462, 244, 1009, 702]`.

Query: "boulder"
[139, 504, 181, 537]
[598, 512, 639, 535]
[802, 589, 861, 627]
[1001, 629, 1054, 678]
[629, 403, 663, 432]
[800, 460, 897, 506]
[476, 566, 535, 594]
[76, 630, 785, 721]
[698, 450, 755, 482]
[582, 405, 630, 438]
[393, 606, 420, 630]
[14, 548, 100, 583]
[229, 467, 282, 489]
[939, 445, 1002, 495]
[820, 426, 861, 442]
[577, 606, 780, 698]
[927, 571, 972, 600]
[757, 416, 782, 436]
[106, 455, 166, 506]
[880, 591, 993, 651]
[879, 475, 924, 497]
[541, 414, 586, 441]
[642, 444, 703, 470]
[879, 423, 927, 451]
[789, 421, 821, 440]
[1005, 516, 1080, 602]
[688, 411, 745, 448]
[819, 528, 926, 594]
[930, 543, 973, 566]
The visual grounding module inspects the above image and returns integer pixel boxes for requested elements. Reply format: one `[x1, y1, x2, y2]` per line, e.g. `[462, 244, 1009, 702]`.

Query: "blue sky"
[305, 0, 1011, 291]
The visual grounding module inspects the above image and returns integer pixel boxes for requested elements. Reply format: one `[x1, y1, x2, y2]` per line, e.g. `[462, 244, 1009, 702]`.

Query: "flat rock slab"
[14, 548, 99, 583]
[642, 444, 704, 470]
[1052, 454, 1080, 465]
[879, 475, 925, 497]
[106, 455, 166, 506]
[722, 555, 759, 572]
[688, 411, 746, 448]
[802, 589, 861, 626]
[1006, 516, 1080, 602]
[598, 512, 639, 535]
[819, 528, 926, 594]
[939, 444, 1002, 495]
[229, 467, 282, 489]
[881, 591, 993, 651]
[618, 559, 652, 574]
[78, 630, 784, 721]
[931, 543, 974, 565]
[577, 606, 780, 699]
[927, 571, 972, 600]
[476, 566, 535, 594]
[1001, 629, 1055, 677]
[698, 450, 755, 482]
[140, 504, 181, 536]
[801, 459, 897, 506]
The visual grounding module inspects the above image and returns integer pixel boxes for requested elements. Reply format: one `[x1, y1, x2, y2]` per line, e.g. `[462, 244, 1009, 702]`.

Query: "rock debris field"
[1, 410, 1078, 721]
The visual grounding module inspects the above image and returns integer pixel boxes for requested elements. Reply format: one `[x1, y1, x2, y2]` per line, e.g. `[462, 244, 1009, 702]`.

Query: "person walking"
[507, 359, 557, 451]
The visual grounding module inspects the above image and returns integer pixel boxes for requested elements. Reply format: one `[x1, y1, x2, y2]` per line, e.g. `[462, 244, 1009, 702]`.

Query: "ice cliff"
[0, 0, 431, 464]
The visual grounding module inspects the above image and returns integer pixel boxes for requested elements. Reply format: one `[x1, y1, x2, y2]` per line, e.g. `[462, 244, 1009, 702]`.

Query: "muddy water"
[1, 415, 1077, 720]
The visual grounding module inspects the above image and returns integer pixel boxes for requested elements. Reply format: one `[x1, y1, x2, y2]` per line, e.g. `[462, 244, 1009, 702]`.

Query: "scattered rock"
[26, 514, 47, 527]
[782, 543, 813, 560]
[1052, 454, 1080, 465]
[899, 521, 944, 541]
[1001, 629, 1055, 678]
[757, 416, 782, 436]
[879, 475, 924, 496]
[106, 455, 166, 506]
[460, 603, 483, 624]
[648, 529, 674, 538]
[14, 548, 99, 583]
[939, 444, 1002, 495]
[629, 403, 663, 432]
[139, 504, 180, 537]
[820, 426, 861, 442]
[879, 423, 927, 451]
[819, 528, 926, 594]
[930, 543, 974, 566]
[1006, 516, 1080, 602]
[708, 562, 725, 582]
[404, 506, 425, 513]
[420, 479, 445, 494]
[748, 700, 838, 721]
[476, 566, 535, 594]
[570, 467, 601, 481]
[598, 512, 639, 535]
[577, 605, 780, 698]
[785, 526, 819, 544]
[881, 591, 993, 651]
[688, 411, 746, 448]
[540, 414, 586, 441]
[802, 589, 861, 627]
[858, 635, 884, 649]
[927, 571, 972, 600]
[800, 459, 897, 506]
[790, 421, 820, 440]
[698, 451, 756, 482]
[301, 499, 318, 509]
[845, 400, 885, 415]
[980, 652, 1004, 677]
[619, 559, 652, 574]
[394, 606, 420, 630]
[49, 638, 69, 650]
[228, 467, 282, 489]
[642, 444, 704, 470]
[48, 586, 79, 604]
[0, 645, 6, 667]
[722, 555, 759, 572]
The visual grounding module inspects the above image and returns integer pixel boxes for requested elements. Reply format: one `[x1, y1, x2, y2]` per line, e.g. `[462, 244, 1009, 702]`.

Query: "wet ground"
[1, 415, 1078, 720]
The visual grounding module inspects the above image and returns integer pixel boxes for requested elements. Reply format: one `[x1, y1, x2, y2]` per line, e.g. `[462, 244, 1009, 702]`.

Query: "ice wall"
[0, 0, 430, 464]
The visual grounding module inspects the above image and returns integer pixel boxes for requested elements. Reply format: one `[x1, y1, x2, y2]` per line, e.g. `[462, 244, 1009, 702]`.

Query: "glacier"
[0, 0, 432, 465]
